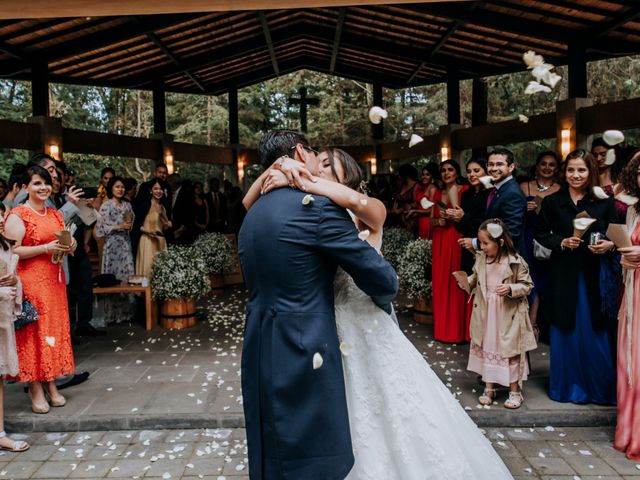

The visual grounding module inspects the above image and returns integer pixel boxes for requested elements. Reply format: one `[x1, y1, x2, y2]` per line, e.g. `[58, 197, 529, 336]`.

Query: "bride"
[245, 148, 513, 480]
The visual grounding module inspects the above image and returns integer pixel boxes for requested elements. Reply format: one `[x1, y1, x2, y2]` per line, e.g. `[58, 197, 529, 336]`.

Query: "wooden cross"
[289, 86, 319, 133]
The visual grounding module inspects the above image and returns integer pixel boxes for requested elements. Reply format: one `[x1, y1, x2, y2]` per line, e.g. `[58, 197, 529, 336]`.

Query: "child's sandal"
[478, 388, 496, 405]
[504, 391, 524, 409]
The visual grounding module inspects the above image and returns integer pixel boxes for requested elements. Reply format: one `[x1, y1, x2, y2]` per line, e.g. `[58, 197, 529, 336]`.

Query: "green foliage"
[150, 246, 211, 300]
[398, 239, 432, 300]
[192, 233, 234, 274]
[381, 227, 414, 270]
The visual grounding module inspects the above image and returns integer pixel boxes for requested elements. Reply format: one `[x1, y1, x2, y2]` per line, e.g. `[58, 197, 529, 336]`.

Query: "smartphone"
[437, 200, 448, 209]
[77, 186, 98, 199]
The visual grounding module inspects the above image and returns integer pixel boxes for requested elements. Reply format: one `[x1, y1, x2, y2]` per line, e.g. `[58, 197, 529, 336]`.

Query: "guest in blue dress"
[519, 151, 561, 339]
[535, 149, 617, 405]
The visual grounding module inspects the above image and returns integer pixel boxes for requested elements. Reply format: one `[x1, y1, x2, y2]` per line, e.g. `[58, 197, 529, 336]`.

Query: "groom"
[238, 130, 398, 480]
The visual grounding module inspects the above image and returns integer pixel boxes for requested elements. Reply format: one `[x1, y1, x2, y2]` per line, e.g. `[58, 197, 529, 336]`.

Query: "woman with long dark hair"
[414, 162, 440, 240]
[391, 164, 420, 237]
[536, 149, 617, 404]
[431, 160, 470, 343]
[134, 179, 171, 278]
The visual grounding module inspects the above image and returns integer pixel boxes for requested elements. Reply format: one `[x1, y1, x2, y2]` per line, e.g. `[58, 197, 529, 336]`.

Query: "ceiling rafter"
[258, 10, 279, 75]
[329, 7, 345, 73]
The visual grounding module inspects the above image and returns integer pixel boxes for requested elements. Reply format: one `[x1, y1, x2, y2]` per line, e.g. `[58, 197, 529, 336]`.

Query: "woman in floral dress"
[96, 176, 135, 324]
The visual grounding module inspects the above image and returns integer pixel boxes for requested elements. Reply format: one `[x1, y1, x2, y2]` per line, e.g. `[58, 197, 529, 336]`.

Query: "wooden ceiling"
[0, 1, 638, 95]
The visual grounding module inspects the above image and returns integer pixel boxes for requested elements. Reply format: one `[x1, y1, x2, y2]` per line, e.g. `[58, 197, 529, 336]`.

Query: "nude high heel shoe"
[28, 390, 50, 414]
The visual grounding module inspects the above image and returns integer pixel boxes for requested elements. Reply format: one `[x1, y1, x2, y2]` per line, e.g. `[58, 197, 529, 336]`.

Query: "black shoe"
[56, 371, 90, 390]
[75, 325, 107, 337]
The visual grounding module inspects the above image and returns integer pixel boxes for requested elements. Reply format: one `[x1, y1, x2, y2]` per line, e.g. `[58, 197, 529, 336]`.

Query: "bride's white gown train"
[335, 269, 514, 480]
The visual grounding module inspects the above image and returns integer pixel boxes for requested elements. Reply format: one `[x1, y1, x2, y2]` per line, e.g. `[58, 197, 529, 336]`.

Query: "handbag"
[533, 239, 552, 261]
[15, 299, 38, 330]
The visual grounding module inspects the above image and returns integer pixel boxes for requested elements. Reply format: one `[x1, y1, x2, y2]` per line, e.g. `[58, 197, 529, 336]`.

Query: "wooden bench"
[92, 283, 158, 331]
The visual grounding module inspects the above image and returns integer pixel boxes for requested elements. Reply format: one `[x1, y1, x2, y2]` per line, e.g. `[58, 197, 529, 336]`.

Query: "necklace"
[536, 180, 553, 193]
[26, 200, 48, 217]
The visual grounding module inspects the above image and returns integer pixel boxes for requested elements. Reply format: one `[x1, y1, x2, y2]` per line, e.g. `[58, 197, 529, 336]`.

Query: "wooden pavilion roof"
[0, 1, 638, 95]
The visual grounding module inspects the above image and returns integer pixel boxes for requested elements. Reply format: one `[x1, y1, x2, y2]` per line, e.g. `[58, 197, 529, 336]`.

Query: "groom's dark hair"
[258, 130, 310, 168]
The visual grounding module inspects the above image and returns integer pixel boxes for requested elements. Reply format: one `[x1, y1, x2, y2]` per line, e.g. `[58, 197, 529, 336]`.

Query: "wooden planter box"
[209, 273, 225, 296]
[412, 295, 433, 325]
[160, 298, 197, 329]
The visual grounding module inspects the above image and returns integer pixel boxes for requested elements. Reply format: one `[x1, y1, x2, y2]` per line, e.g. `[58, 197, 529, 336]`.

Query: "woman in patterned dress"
[96, 176, 135, 324]
[5, 166, 76, 414]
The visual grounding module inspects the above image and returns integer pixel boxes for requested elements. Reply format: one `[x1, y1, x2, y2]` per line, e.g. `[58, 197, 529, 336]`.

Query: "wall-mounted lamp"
[237, 156, 245, 183]
[370, 157, 377, 175]
[560, 129, 571, 159]
[440, 146, 449, 162]
[165, 153, 174, 174]
[49, 144, 60, 160]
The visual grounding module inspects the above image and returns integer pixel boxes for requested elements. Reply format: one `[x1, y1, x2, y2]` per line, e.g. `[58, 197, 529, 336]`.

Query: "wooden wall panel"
[63, 128, 160, 159]
[174, 141, 233, 165]
[0, 119, 40, 150]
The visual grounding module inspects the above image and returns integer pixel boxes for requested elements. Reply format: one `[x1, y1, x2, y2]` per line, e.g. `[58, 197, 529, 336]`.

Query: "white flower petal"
[531, 64, 553, 82]
[542, 71, 562, 89]
[593, 186, 609, 199]
[339, 342, 352, 356]
[603, 130, 625, 146]
[479, 176, 494, 189]
[302, 194, 314, 205]
[518, 114, 529, 123]
[524, 81, 552, 95]
[604, 148, 616, 166]
[312, 352, 323, 370]
[486, 223, 503, 239]
[523, 50, 545, 69]
[616, 193, 638, 206]
[359, 198, 368, 206]
[574, 218, 596, 230]
[409, 134, 424, 148]
[420, 197, 434, 209]
[368, 106, 388, 124]
[45, 336, 56, 347]
[357, 229, 371, 241]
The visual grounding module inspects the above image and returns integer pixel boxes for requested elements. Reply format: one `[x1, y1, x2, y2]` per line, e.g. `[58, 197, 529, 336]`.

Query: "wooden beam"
[580, 97, 640, 134]
[0, 39, 28, 60]
[63, 127, 160, 159]
[0, 119, 41, 150]
[588, 4, 640, 41]
[258, 11, 279, 75]
[0, 1, 466, 19]
[329, 7, 346, 73]
[144, 29, 205, 92]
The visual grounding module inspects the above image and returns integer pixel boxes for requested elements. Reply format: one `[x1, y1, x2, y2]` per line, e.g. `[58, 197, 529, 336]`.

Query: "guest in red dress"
[5, 166, 76, 414]
[415, 163, 440, 240]
[431, 160, 470, 343]
[614, 149, 640, 460]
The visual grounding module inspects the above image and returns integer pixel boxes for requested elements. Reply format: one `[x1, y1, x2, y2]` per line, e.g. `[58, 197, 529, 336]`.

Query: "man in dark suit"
[167, 174, 195, 244]
[205, 177, 227, 232]
[238, 130, 398, 480]
[466, 147, 527, 250]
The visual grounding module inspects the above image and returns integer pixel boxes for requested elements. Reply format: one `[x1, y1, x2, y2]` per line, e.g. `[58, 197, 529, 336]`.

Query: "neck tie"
[486, 188, 496, 209]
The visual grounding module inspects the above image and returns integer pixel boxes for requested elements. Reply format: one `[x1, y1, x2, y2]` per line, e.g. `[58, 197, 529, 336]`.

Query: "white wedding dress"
[334, 236, 514, 480]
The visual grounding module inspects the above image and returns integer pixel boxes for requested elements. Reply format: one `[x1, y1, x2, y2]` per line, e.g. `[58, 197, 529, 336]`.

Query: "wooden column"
[555, 98, 593, 159]
[31, 63, 49, 117]
[567, 43, 588, 99]
[471, 78, 488, 158]
[152, 80, 166, 134]
[27, 116, 63, 159]
[446, 67, 460, 125]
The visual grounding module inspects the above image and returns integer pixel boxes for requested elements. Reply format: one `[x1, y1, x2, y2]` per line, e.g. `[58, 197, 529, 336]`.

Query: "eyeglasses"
[291, 145, 319, 156]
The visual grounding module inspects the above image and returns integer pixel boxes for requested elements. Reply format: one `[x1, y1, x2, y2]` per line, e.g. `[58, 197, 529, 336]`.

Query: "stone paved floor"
[0, 426, 639, 479]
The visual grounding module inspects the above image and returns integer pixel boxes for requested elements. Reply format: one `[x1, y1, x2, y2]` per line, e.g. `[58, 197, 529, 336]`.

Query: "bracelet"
[44, 244, 48, 254]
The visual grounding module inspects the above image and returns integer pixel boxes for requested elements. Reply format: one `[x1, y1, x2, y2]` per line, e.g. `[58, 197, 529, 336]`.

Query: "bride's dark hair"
[322, 148, 363, 191]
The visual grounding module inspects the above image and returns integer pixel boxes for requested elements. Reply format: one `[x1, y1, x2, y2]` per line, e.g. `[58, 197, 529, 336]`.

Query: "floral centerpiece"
[192, 233, 234, 274]
[398, 239, 433, 324]
[151, 246, 210, 329]
[151, 246, 210, 301]
[381, 227, 414, 270]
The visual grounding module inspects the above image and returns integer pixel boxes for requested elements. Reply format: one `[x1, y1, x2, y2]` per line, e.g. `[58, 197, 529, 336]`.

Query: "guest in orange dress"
[615, 149, 640, 460]
[415, 163, 439, 240]
[5, 166, 76, 414]
[431, 160, 470, 343]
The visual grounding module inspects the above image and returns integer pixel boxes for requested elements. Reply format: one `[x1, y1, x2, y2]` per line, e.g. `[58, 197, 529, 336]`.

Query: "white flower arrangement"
[151, 246, 211, 300]
[192, 233, 234, 274]
[398, 239, 433, 300]
[381, 228, 414, 270]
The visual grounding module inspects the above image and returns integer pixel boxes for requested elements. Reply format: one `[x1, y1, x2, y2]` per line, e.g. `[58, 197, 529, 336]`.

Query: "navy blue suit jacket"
[238, 189, 398, 480]
[486, 177, 527, 247]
